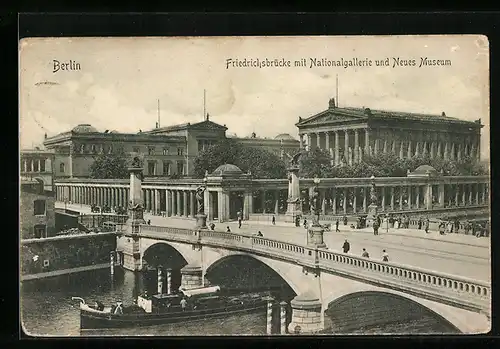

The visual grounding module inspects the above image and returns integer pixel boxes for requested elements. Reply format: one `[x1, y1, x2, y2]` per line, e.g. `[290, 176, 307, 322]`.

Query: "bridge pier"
[288, 291, 323, 334]
[180, 264, 203, 290]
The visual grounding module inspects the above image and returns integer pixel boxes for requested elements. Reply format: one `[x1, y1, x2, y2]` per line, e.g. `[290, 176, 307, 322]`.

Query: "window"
[40, 160, 45, 172]
[148, 161, 156, 175]
[177, 148, 184, 156]
[34, 224, 46, 238]
[148, 147, 155, 155]
[34, 200, 46, 216]
[59, 163, 65, 173]
[33, 160, 39, 172]
[163, 148, 169, 155]
[91, 145, 97, 154]
[177, 162, 184, 175]
[163, 161, 171, 175]
[133, 147, 140, 153]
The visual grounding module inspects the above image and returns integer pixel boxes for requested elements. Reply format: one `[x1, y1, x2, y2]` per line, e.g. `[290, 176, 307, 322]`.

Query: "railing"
[137, 225, 490, 311]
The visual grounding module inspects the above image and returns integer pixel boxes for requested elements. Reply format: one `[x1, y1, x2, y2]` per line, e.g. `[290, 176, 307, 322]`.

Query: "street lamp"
[313, 176, 321, 226]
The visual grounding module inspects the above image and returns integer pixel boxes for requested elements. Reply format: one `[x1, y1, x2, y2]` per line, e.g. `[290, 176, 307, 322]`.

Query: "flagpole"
[203, 89, 206, 120]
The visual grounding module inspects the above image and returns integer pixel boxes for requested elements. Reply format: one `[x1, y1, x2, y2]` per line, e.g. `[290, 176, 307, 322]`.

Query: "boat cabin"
[137, 286, 222, 313]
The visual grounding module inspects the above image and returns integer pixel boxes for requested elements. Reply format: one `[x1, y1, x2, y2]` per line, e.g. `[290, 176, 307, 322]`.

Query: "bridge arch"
[142, 242, 189, 270]
[204, 253, 299, 298]
[324, 291, 462, 334]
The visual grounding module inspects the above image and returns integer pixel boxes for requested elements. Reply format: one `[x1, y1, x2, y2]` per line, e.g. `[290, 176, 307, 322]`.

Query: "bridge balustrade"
[316, 250, 490, 307]
[135, 225, 489, 310]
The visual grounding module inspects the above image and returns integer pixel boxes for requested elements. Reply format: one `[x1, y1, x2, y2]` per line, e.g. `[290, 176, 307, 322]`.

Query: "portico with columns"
[296, 98, 483, 166]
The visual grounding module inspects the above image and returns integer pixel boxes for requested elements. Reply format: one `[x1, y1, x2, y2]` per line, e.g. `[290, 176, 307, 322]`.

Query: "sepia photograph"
[19, 35, 490, 336]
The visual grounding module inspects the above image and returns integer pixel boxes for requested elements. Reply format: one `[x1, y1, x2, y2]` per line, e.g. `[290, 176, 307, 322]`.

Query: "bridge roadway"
[57, 203, 490, 283]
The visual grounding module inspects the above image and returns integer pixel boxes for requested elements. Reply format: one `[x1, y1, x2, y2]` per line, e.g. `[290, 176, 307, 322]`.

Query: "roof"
[145, 120, 228, 134]
[408, 165, 440, 177]
[72, 124, 99, 133]
[296, 103, 483, 128]
[211, 164, 243, 177]
[274, 133, 296, 141]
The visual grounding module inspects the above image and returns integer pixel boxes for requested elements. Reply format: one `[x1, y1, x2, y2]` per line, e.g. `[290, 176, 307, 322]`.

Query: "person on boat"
[94, 300, 105, 311]
[113, 301, 124, 315]
[180, 297, 188, 311]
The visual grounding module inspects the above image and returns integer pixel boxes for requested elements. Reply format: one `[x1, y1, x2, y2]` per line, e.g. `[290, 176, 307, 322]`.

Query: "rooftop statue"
[286, 151, 303, 167]
[130, 156, 143, 169]
[195, 185, 206, 214]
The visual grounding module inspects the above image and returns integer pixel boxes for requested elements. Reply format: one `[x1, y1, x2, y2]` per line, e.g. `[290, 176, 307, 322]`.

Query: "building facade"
[296, 98, 483, 166]
[20, 149, 55, 192]
[20, 179, 56, 239]
[42, 116, 300, 179]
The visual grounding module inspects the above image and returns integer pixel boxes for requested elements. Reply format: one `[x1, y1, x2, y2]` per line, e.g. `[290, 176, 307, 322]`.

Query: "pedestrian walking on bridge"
[361, 248, 370, 258]
[382, 250, 389, 262]
[424, 218, 430, 234]
[342, 239, 350, 254]
[335, 219, 340, 232]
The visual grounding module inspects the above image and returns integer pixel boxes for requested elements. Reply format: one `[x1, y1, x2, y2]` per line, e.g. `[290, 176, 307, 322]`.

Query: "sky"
[19, 35, 490, 159]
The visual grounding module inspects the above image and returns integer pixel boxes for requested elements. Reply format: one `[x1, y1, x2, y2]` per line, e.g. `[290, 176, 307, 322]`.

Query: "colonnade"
[55, 180, 489, 221]
[21, 157, 49, 173]
[299, 128, 480, 165]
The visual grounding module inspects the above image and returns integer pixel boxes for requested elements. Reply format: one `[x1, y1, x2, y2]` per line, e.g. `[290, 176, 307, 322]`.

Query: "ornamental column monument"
[122, 156, 146, 271]
[285, 152, 303, 223]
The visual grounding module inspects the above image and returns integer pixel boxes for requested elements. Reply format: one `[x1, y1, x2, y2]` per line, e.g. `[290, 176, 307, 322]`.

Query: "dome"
[408, 165, 439, 177]
[274, 133, 296, 141]
[72, 124, 98, 133]
[211, 164, 243, 177]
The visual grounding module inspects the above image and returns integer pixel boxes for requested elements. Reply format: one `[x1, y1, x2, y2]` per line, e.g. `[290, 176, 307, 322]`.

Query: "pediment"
[298, 110, 365, 126]
[190, 120, 228, 131]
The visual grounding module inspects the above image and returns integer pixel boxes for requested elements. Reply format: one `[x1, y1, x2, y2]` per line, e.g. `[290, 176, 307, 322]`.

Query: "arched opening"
[324, 291, 461, 334]
[141, 243, 189, 297]
[205, 254, 297, 334]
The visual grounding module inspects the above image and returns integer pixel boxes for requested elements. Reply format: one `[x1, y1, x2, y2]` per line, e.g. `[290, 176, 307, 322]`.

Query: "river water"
[21, 268, 459, 337]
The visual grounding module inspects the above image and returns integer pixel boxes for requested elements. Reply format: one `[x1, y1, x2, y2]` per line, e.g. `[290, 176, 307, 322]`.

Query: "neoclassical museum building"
[41, 115, 300, 179]
[296, 98, 483, 166]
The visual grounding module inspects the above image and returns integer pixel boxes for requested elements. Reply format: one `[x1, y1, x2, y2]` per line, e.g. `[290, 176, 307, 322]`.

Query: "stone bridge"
[116, 225, 490, 334]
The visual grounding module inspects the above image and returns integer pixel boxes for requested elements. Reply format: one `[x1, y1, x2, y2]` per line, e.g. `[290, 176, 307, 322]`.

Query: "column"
[482, 184, 487, 204]
[183, 191, 188, 216]
[274, 190, 279, 214]
[450, 143, 456, 160]
[415, 186, 420, 209]
[176, 190, 181, 216]
[461, 184, 466, 206]
[316, 132, 321, 149]
[325, 132, 330, 153]
[334, 131, 340, 166]
[364, 128, 370, 155]
[261, 190, 266, 213]
[407, 141, 412, 158]
[352, 188, 357, 214]
[390, 187, 395, 211]
[475, 184, 480, 205]
[280, 301, 287, 334]
[438, 184, 445, 208]
[299, 134, 305, 150]
[321, 189, 327, 215]
[425, 184, 432, 210]
[157, 268, 163, 294]
[399, 141, 404, 159]
[306, 133, 312, 151]
[332, 188, 337, 214]
[362, 188, 367, 213]
[408, 186, 412, 209]
[344, 130, 349, 158]
[430, 142, 435, 159]
[437, 142, 442, 159]
[381, 187, 385, 211]
[156, 189, 161, 214]
[169, 190, 175, 216]
[266, 297, 273, 335]
[454, 185, 459, 206]
[164, 190, 169, 216]
[399, 187, 404, 211]
[165, 268, 172, 295]
[190, 191, 196, 217]
[468, 184, 473, 205]
[354, 129, 359, 162]
[343, 188, 348, 214]
[243, 191, 253, 220]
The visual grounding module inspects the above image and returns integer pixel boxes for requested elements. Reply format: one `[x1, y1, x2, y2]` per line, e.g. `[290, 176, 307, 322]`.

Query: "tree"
[89, 147, 129, 179]
[299, 148, 334, 178]
[193, 138, 287, 179]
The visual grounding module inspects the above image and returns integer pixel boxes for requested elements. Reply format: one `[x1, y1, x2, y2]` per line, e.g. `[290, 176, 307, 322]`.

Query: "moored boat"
[72, 286, 270, 329]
